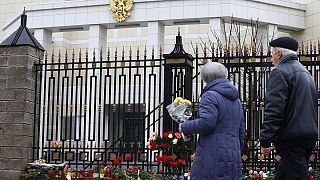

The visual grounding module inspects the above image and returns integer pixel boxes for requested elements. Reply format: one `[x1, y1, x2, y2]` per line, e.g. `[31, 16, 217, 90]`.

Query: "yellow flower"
[100, 173, 105, 178]
[184, 99, 192, 105]
[174, 97, 192, 105]
[174, 97, 184, 103]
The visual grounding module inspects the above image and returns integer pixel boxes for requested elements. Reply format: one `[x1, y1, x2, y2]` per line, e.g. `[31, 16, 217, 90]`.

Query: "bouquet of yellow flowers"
[166, 97, 192, 123]
[166, 97, 193, 141]
[167, 97, 192, 123]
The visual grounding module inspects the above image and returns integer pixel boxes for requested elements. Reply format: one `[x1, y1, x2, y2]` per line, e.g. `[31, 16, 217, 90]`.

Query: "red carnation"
[127, 168, 133, 171]
[175, 132, 182, 139]
[113, 159, 120, 166]
[160, 143, 166, 148]
[163, 155, 172, 163]
[79, 170, 85, 177]
[162, 155, 168, 163]
[125, 154, 132, 161]
[150, 141, 157, 150]
[87, 170, 94, 177]
[48, 170, 55, 177]
[170, 161, 179, 167]
[163, 132, 173, 138]
[113, 156, 122, 166]
[133, 166, 141, 171]
[163, 132, 169, 138]
[178, 159, 186, 165]
[116, 156, 122, 161]
[156, 155, 162, 164]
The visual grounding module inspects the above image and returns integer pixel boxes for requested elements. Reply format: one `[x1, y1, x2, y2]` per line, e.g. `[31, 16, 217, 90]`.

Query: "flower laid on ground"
[19, 161, 67, 178]
[242, 170, 275, 180]
[147, 131, 190, 172]
[308, 167, 320, 180]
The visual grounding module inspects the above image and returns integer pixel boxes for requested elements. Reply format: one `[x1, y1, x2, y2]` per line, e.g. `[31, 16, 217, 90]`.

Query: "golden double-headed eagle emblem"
[109, 0, 133, 22]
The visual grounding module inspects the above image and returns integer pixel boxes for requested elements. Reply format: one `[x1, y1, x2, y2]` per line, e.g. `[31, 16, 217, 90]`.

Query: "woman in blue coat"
[180, 62, 245, 180]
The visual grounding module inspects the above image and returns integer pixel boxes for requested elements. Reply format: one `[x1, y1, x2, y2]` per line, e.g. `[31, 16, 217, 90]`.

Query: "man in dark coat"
[260, 37, 318, 180]
[180, 62, 245, 180]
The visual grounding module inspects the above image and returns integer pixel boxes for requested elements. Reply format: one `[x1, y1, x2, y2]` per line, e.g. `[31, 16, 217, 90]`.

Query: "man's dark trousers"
[275, 147, 313, 180]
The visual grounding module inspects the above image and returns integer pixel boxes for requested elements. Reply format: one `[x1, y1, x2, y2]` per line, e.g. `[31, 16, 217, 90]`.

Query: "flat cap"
[269, 37, 298, 51]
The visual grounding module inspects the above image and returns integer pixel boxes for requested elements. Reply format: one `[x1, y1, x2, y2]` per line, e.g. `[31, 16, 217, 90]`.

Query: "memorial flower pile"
[147, 131, 190, 171]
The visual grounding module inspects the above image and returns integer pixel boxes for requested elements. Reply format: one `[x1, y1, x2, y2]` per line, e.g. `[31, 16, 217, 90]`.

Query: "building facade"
[0, 0, 319, 58]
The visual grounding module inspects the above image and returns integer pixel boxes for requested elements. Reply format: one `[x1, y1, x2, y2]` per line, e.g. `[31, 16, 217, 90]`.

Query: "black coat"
[260, 54, 318, 149]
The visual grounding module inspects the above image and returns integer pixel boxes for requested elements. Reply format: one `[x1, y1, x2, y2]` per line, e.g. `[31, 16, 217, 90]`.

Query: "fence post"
[163, 32, 193, 132]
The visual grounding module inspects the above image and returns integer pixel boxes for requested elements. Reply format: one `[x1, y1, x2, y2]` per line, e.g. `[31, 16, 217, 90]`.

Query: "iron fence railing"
[33, 44, 320, 174]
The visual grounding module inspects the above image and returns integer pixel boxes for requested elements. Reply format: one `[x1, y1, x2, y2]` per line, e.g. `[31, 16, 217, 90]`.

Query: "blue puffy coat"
[181, 78, 245, 180]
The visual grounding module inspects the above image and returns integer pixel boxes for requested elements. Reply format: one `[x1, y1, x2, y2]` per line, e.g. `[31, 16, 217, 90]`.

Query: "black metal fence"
[33, 41, 320, 174]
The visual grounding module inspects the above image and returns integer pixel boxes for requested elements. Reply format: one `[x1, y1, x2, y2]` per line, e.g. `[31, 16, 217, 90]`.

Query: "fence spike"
[251, 44, 256, 56]
[51, 49, 54, 61]
[152, 45, 155, 59]
[79, 49, 82, 62]
[235, 44, 239, 56]
[72, 49, 75, 60]
[115, 47, 118, 58]
[122, 46, 125, 59]
[58, 49, 61, 61]
[100, 47, 103, 61]
[215, 46, 219, 57]
[137, 46, 140, 57]
[93, 48, 96, 61]
[129, 46, 132, 58]
[244, 44, 248, 56]
[204, 43, 207, 57]
[144, 45, 147, 58]
[107, 47, 110, 60]
[65, 49, 68, 61]
[211, 43, 215, 56]
[298, 44, 301, 55]
[318, 38, 320, 53]
[310, 41, 313, 54]
[86, 48, 89, 61]
[159, 45, 162, 58]
[196, 43, 198, 54]
[45, 51, 48, 62]
[231, 44, 234, 56]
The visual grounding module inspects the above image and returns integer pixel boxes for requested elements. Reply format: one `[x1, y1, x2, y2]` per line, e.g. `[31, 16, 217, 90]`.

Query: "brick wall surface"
[0, 46, 43, 180]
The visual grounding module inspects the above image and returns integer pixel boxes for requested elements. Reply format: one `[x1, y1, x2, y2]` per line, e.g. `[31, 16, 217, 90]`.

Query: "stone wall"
[0, 46, 43, 180]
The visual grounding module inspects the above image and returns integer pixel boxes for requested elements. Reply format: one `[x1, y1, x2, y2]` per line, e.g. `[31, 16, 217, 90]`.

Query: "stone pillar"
[89, 25, 108, 59]
[147, 21, 164, 59]
[0, 46, 43, 179]
[34, 28, 53, 55]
